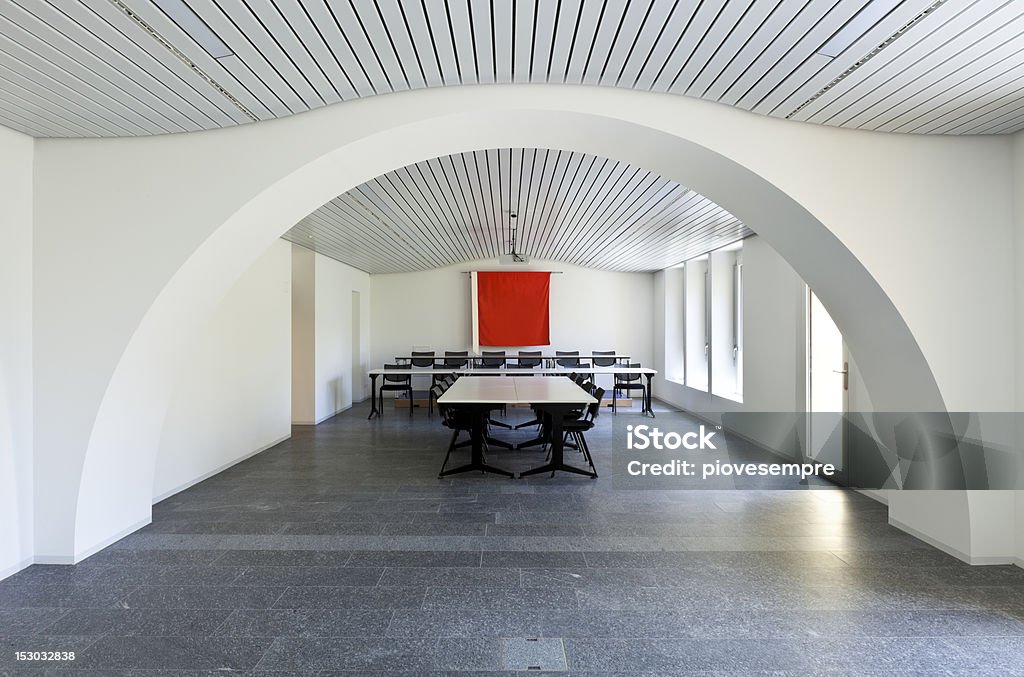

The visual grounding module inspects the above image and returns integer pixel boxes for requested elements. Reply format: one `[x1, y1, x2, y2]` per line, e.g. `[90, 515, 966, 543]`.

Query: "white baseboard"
[152, 434, 291, 503]
[294, 402, 357, 426]
[0, 556, 34, 582]
[857, 489, 889, 505]
[32, 515, 153, 566]
[888, 516, 1020, 566]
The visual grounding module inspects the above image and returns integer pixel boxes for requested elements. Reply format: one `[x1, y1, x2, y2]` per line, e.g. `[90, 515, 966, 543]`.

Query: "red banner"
[477, 272, 550, 346]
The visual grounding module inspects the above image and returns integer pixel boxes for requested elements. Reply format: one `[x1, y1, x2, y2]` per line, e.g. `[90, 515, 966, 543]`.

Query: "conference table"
[436, 376, 598, 479]
[366, 366, 657, 419]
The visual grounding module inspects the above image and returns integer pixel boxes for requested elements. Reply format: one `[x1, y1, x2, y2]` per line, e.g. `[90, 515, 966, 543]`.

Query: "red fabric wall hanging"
[477, 271, 550, 346]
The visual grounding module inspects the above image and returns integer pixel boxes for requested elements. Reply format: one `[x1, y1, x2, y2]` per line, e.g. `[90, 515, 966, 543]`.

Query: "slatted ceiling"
[791, 0, 989, 124]
[0, 0, 1021, 139]
[792, 0, 1024, 133]
[897, 49, 1024, 133]
[281, 148, 751, 274]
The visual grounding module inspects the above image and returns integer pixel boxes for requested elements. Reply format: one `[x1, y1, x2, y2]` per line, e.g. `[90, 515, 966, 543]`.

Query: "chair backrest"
[430, 384, 445, 400]
[581, 380, 595, 394]
[383, 363, 411, 383]
[444, 350, 469, 368]
[481, 350, 505, 368]
[556, 350, 580, 367]
[592, 350, 617, 367]
[443, 374, 457, 387]
[411, 351, 436, 368]
[518, 350, 542, 368]
[616, 362, 642, 383]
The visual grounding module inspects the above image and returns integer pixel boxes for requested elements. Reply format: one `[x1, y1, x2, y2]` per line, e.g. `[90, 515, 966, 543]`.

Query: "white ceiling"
[0, 0, 1022, 138]
[281, 148, 752, 273]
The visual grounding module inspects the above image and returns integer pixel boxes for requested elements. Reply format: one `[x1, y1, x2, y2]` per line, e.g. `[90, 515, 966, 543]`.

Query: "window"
[681, 242, 744, 402]
[684, 256, 708, 392]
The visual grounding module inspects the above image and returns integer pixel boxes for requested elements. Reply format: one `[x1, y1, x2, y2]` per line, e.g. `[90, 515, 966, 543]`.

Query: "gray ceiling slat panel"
[828, 3, 1024, 130]
[796, 0, 999, 126]
[491, 0, 515, 84]
[243, 0, 344, 103]
[1, 1, 1019, 137]
[20, 1, 224, 129]
[530, 0, 559, 83]
[912, 67, 1024, 133]
[0, 20, 166, 134]
[0, 42, 142, 135]
[877, 42, 1024, 133]
[740, 0, 873, 113]
[1, 3, 189, 132]
[182, 0, 306, 114]
[113, 1, 275, 119]
[669, 0, 752, 94]
[766, 0, 943, 118]
[215, 0, 326, 107]
[0, 61, 120, 136]
[0, 77, 102, 136]
[283, 148, 749, 273]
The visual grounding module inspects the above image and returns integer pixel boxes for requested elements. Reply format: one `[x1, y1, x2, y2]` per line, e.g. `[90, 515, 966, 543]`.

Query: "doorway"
[807, 288, 848, 480]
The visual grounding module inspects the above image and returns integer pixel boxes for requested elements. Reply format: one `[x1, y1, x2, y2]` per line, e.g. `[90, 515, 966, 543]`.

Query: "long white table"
[436, 376, 598, 478]
[367, 366, 657, 419]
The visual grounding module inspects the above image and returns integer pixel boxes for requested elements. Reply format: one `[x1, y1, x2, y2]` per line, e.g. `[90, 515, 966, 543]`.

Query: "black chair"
[613, 362, 646, 413]
[379, 363, 413, 417]
[434, 385, 473, 476]
[517, 350, 542, 368]
[556, 350, 590, 369]
[444, 351, 470, 368]
[591, 350, 617, 393]
[433, 351, 467, 393]
[562, 386, 604, 474]
[480, 350, 506, 368]
[412, 351, 436, 413]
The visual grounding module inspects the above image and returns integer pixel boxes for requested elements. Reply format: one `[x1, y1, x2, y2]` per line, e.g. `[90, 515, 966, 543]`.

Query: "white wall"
[1016, 129, 1024, 564]
[370, 258, 654, 376]
[0, 126, 33, 579]
[153, 240, 292, 501]
[291, 245, 316, 424]
[658, 237, 806, 425]
[292, 245, 371, 424]
[314, 253, 371, 421]
[24, 85, 1017, 562]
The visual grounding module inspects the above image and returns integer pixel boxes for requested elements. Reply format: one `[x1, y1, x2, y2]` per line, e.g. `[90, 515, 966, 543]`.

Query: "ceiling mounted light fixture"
[152, 0, 233, 58]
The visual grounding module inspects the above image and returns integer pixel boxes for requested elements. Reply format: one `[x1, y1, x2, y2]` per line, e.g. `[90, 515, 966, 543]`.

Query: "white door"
[807, 289, 848, 474]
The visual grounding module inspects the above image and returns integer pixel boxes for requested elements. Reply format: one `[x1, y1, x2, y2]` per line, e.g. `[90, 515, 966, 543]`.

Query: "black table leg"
[438, 404, 515, 478]
[520, 404, 597, 479]
[368, 374, 380, 419]
[644, 374, 656, 418]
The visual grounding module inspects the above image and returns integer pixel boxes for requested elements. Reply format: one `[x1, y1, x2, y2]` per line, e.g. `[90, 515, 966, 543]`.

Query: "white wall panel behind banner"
[371, 258, 654, 377]
[153, 240, 292, 502]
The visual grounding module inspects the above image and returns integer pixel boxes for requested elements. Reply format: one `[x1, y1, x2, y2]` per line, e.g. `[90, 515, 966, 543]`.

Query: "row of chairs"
[408, 349, 621, 369]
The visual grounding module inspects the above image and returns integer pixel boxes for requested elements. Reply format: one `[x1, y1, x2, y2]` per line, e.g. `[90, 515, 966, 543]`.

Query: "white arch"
[30, 85, 1004, 561]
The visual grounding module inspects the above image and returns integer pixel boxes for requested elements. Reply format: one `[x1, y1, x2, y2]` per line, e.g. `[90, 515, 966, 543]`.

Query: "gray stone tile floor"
[2, 399, 1024, 675]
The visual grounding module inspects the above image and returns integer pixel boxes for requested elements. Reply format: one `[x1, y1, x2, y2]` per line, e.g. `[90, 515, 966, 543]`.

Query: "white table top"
[369, 366, 656, 376]
[437, 376, 597, 405]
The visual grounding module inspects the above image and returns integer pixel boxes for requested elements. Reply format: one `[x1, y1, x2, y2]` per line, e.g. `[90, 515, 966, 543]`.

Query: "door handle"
[834, 362, 849, 391]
